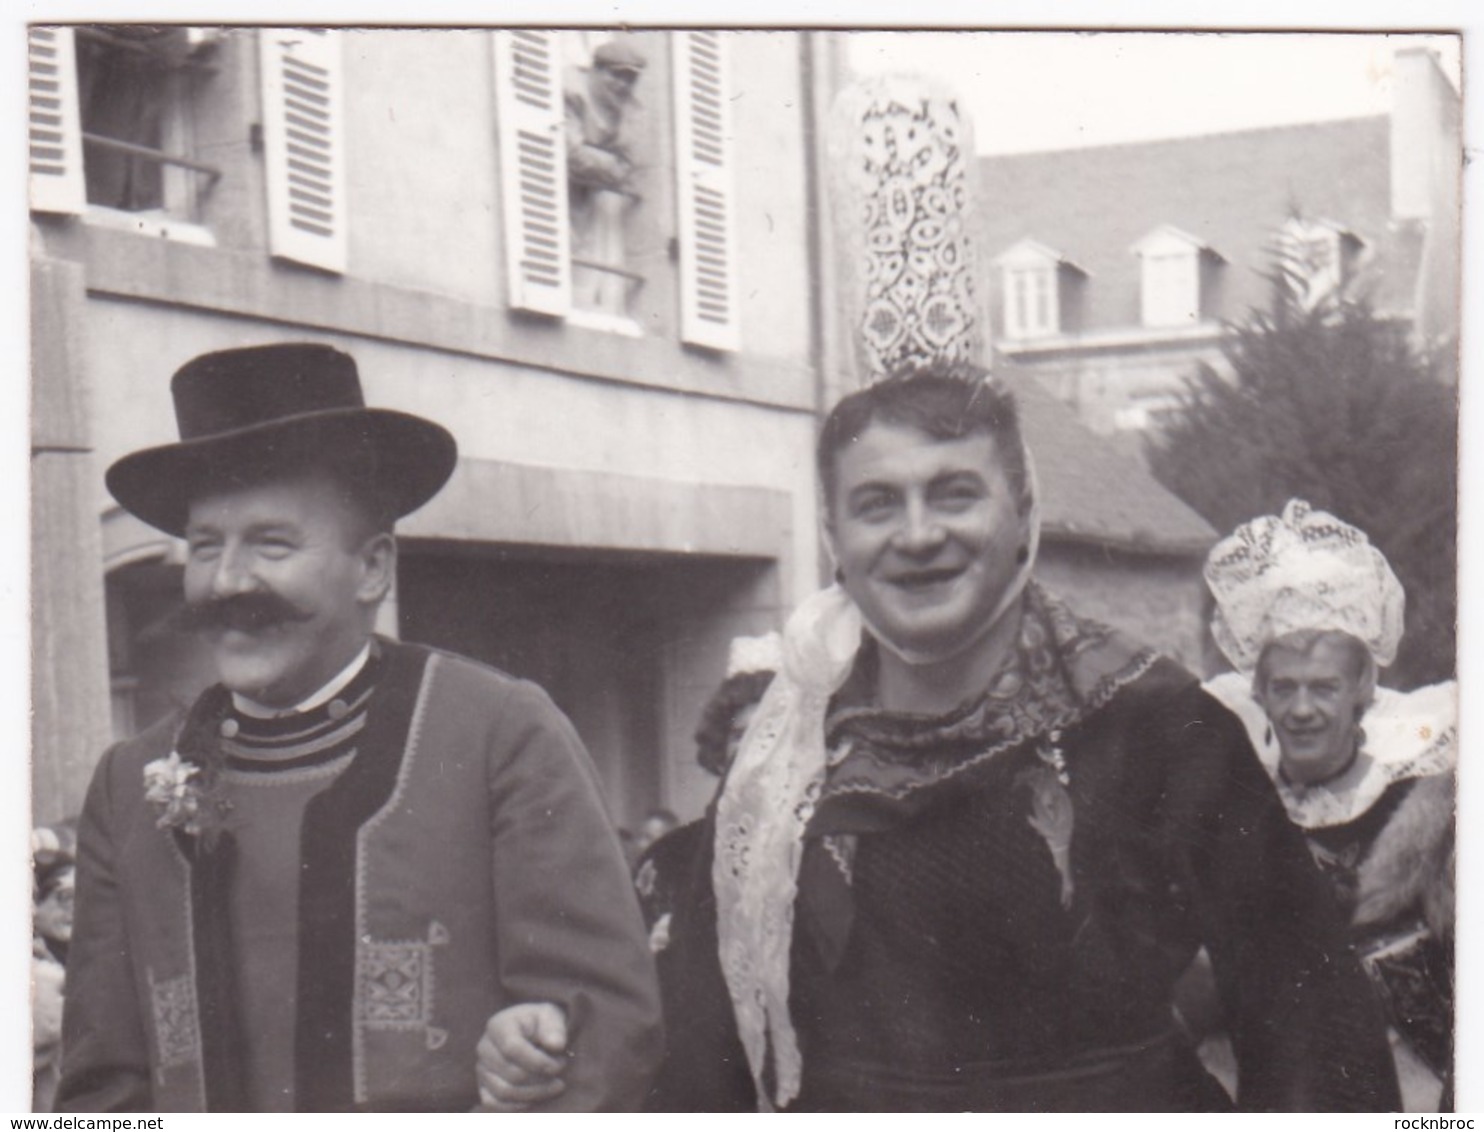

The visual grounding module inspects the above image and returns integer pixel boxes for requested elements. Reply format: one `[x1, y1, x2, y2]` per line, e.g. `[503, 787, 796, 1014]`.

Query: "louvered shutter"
[260, 28, 347, 273]
[672, 31, 739, 351]
[28, 27, 85, 215]
[492, 30, 570, 316]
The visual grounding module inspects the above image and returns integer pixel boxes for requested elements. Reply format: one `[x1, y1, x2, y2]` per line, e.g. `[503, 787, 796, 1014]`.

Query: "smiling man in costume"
[56, 343, 661, 1112]
[1203, 500, 1457, 1109]
[640, 364, 1400, 1111]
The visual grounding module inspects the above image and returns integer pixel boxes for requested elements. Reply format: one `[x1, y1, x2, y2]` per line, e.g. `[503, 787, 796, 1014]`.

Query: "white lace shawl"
[712, 585, 862, 1110]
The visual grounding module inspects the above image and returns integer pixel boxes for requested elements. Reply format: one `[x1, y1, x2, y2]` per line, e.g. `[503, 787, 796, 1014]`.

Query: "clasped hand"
[473, 1002, 569, 1111]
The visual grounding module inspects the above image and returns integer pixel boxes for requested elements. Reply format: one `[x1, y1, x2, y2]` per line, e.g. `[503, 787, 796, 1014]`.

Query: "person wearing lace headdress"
[1202, 500, 1456, 1111]
[633, 362, 1397, 1112]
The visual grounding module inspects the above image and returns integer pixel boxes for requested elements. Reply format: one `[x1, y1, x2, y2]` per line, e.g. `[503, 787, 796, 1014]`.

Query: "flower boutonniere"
[143, 751, 202, 832]
[143, 751, 232, 845]
[147, 685, 236, 849]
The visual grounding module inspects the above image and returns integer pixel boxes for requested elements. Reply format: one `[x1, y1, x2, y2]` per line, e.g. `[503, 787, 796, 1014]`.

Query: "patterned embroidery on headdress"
[830, 75, 984, 382]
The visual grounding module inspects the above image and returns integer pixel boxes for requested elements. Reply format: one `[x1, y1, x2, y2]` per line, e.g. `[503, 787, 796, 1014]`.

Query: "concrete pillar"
[1389, 48, 1463, 356]
[31, 255, 114, 824]
[1390, 48, 1458, 221]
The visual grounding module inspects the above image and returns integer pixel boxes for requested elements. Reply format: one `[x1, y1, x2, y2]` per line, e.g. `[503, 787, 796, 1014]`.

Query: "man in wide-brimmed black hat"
[57, 344, 661, 1113]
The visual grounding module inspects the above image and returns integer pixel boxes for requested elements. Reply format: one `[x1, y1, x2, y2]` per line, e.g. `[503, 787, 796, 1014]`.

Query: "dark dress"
[1304, 778, 1453, 1085]
[635, 822, 705, 933]
[634, 821, 708, 1034]
[648, 596, 1399, 1112]
[1204, 671, 1457, 1100]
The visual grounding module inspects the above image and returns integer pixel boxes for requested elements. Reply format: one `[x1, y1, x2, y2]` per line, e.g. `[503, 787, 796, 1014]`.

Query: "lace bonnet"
[1204, 499, 1404, 676]
[726, 631, 783, 678]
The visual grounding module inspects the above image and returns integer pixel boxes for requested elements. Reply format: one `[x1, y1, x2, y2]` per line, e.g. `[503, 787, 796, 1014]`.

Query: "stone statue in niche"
[563, 36, 646, 316]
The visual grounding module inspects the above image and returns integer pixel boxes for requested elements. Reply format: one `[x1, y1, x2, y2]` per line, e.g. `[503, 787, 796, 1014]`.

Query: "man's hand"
[474, 1002, 569, 1111]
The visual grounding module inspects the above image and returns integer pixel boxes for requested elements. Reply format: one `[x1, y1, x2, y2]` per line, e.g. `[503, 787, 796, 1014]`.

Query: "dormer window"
[1132, 226, 1222, 329]
[994, 239, 1085, 340]
[1279, 217, 1363, 310]
[1009, 264, 1056, 338]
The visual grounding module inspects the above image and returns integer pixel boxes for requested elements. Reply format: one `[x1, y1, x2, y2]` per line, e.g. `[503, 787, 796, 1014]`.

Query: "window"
[29, 26, 347, 270]
[492, 29, 649, 331]
[1132, 226, 1216, 329]
[27, 25, 226, 241]
[492, 29, 739, 348]
[73, 27, 223, 223]
[994, 239, 1081, 340]
[563, 32, 649, 328]
[1007, 266, 1056, 338]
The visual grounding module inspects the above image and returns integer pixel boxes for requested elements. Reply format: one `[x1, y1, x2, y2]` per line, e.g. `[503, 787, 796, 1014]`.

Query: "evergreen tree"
[1147, 259, 1458, 688]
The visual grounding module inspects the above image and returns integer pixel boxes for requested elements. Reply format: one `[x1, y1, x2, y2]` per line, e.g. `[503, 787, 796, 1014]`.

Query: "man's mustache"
[174, 593, 315, 634]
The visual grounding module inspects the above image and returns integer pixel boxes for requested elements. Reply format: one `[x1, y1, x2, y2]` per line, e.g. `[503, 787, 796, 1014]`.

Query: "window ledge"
[565, 308, 644, 338]
[85, 205, 216, 248]
[997, 320, 1225, 355]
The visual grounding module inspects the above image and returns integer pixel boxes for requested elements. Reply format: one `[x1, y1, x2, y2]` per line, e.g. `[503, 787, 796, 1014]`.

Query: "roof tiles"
[1010, 371, 1217, 553]
[977, 116, 1421, 331]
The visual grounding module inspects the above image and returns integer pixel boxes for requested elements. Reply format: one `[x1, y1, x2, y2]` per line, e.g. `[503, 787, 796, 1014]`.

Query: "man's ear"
[357, 533, 397, 606]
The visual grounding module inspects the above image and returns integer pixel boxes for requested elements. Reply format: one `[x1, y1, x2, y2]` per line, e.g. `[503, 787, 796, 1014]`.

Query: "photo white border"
[7, 1, 1476, 1120]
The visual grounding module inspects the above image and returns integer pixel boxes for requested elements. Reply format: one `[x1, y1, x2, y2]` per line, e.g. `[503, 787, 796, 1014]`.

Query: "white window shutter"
[492, 30, 570, 316]
[260, 28, 347, 273]
[28, 27, 85, 216]
[672, 31, 739, 351]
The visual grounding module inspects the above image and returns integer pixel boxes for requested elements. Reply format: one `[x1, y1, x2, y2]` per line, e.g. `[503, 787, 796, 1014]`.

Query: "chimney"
[1390, 47, 1459, 220]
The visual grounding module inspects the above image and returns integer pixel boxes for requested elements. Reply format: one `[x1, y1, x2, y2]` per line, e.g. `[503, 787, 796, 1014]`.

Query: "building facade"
[978, 47, 1461, 439]
[29, 27, 842, 826]
[30, 26, 1231, 830]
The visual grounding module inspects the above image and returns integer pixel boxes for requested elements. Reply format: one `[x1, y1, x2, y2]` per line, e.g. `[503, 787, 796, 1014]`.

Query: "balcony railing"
[81, 133, 221, 185]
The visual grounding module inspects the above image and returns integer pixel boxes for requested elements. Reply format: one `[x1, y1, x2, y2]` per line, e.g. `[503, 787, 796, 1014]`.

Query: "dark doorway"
[397, 543, 775, 827]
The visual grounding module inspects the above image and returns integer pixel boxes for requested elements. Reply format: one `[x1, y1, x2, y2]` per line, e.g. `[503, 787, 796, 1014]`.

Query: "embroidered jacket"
[58, 641, 663, 1112]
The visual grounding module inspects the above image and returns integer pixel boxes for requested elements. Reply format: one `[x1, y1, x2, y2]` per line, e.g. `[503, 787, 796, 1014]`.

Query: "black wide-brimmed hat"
[105, 343, 458, 537]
